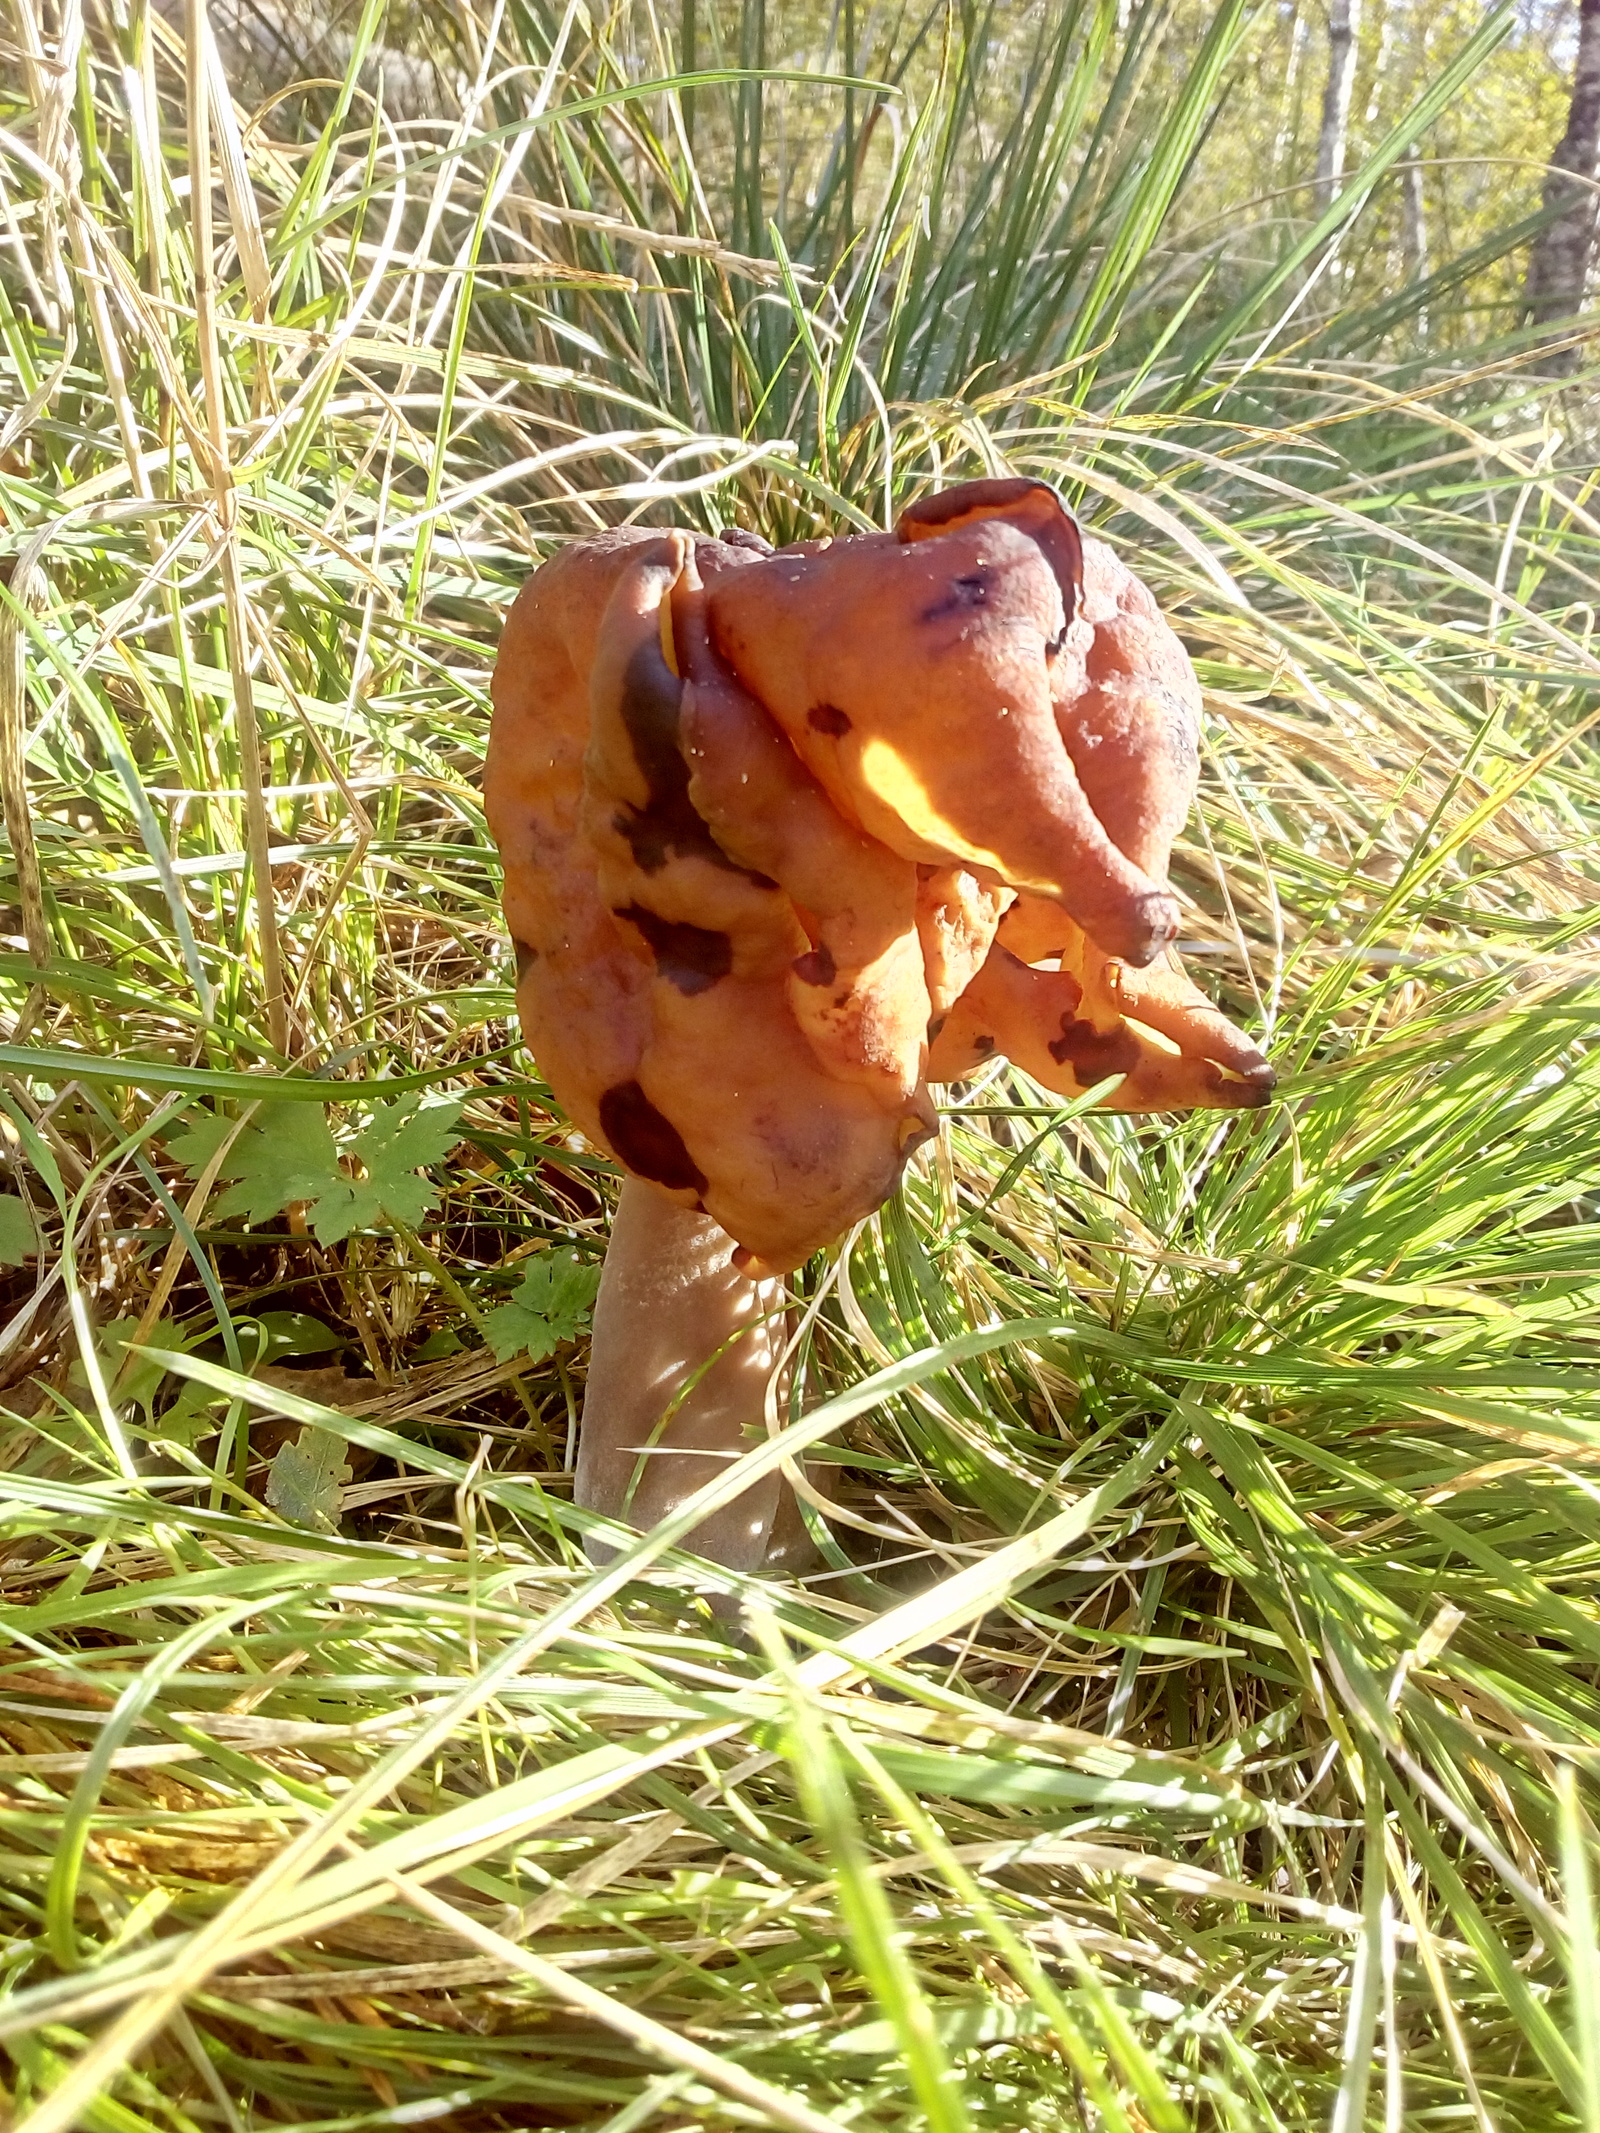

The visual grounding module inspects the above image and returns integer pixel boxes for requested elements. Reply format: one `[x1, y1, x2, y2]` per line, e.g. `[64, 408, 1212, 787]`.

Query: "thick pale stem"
[578, 1178, 814, 1570]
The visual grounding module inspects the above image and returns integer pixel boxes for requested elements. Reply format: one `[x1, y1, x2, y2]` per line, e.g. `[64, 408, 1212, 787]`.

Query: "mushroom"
[484, 480, 1273, 1571]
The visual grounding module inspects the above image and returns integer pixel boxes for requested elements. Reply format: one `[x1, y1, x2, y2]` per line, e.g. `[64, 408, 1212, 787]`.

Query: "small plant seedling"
[74, 1318, 191, 1428]
[265, 1428, 353, 1534]
[315, 1097, 469, 1243]
[169, 1095, 466, 1242]
[0, 1196, 37, 1265]
[156, 1313, 349, 1444]
[483, 1250, 603, 1363]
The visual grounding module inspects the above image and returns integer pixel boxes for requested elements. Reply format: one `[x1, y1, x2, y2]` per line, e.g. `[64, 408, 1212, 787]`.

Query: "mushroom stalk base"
[577, 1179, 815, 1571]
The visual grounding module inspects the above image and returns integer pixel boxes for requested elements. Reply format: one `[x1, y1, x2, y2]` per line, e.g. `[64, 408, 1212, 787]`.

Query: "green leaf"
[169, 1097, 463, 1241]
[154, 1377, 228, 1448]
[482, 1250, 602, 1364]
[0, 1195, 37, 1265]
[243, 1312, 348, 1363]
[265, 1427, 351, 1534]
[170, 1105, 341, 1227]
[136, 1317, 343, 1443]
[74, 1319, 191, 1426]
[310, 1095, 465, 1244]
[351, 1093, 466, 1176]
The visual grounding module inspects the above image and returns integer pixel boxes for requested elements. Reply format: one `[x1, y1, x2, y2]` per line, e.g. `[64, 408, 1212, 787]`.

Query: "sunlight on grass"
[1, 0, 1599, 2127]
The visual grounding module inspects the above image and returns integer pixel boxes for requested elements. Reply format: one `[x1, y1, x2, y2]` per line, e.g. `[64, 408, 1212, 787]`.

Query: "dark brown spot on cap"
[920, 570, 990, 624]
[612, 640, 767, 885]
[598, 1081, 707, 1194]
[793, 943, 837, 987]
[1047, 1018, 1141, 1078]
[895, 478, 1083, 630]
[616, 903, 732, 995]
[807, 703, 852, 737]
[971, 1033, 995, 1056]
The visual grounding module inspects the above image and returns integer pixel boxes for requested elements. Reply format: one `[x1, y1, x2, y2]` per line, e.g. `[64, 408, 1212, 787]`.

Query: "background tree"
[1525, 0, 1600, 352]
[1316, 0, 1361, 207]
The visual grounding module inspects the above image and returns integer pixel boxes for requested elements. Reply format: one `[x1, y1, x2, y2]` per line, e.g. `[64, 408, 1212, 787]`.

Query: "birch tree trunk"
[1273, 4, 1310, 187]
[1401, 152, 1428, 283]
[1525, 0, 1600, 354]
[1315, 0, 1361, 211]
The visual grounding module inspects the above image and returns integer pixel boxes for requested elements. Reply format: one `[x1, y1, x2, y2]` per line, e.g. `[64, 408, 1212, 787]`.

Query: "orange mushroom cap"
[484, 484, 1273, 1272]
